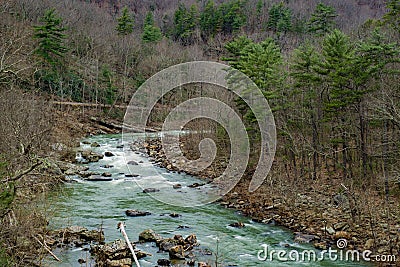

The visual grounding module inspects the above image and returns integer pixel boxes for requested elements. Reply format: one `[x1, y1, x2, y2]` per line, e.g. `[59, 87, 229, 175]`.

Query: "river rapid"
[46, 134, 368, 267]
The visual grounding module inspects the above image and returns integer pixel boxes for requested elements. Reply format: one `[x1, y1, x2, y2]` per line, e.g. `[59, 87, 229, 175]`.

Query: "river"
[46, 134, 368, 267]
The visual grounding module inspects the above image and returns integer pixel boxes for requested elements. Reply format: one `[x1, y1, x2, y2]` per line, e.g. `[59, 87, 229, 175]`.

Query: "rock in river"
[157, 258, 171, 266]
[86, 175, 113, 181]
[51, 226, 104, 247]
[125, 210, 151, 217]
[138, 229, 162, 242]
[173, 184, 182, 189]
[294, 233, 319, 243]
[125, 173, 139, 177]
[91, 239, 150, 267]
[104, 151, 114, 157]
[143, 188, 160, 193]
[229, 222, 245, 228]
[169, 245, 185, 259]
[80, 150, 104, 163]
[188, 182, 205, 188]
[90, 142, 100, 147]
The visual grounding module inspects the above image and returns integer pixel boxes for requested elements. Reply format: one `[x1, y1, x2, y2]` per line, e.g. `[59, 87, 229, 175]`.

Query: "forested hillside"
[0, 0, 399, 265]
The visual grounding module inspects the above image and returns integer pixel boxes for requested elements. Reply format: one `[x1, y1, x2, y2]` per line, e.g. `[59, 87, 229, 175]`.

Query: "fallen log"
[33, 235, 61, 262]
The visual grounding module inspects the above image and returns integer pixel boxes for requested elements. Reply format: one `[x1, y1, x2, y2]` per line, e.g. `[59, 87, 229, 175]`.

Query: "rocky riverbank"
[143, 137, 400, 266]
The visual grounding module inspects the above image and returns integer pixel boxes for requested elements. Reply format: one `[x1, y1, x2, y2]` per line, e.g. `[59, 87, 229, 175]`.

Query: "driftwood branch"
[0, 161, 42, 183]
[33, 235, 61, 262]
[117, 222, 141, 267]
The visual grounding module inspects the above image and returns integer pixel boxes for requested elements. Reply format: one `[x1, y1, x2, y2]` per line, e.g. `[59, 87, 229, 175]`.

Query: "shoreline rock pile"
[90, 239, 150, 267]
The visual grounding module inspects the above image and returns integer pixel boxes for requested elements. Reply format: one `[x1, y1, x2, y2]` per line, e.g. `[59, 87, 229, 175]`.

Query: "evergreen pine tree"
[116, 6, 134, 35]
[219, 0, 246, 34]
[267, 2, 292, 33]
[33, 8, 67, 67]
[381, 0, 400, 33]
[142, 12, 163, 43]
[144, 11, 155, 27]
[224, 36, 283, 124]
[173, 4, 198, 45]
[307, 3, 337, 36]
[200, 0, 219, 37]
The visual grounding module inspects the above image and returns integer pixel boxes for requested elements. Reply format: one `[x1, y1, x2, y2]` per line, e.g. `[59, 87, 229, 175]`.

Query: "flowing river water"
[46, 134, 368, 267]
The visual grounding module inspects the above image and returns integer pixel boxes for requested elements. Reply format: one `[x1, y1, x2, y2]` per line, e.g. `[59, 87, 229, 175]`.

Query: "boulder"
[229, 222, 245, 228]
[52, 226, 104, 246]
[334, 222, 349, 231]
[101, 164, 114, 168]
[169, 213, 180, 218]
[125, 174, 139, 177]
[104, 151, 114, 157]
[294, 233, 318, 243]
[157, 259, 171, 266]
[90, 142, 100, 147]
[58, 162, 89, 174]
[90, 239, 149, 266]
[138, 229, 162, 242]
[81, 150, 104, 163]
[173, 184, 182, 189]
[143, 188, 160, 193]
[78, 171, 98, 178]
[159, 238, 180, 251]
[333, 231, 351, 240]
[125, 210, 151, 217]
[102, 172, 112, 177]
[188, 183, 205, 188]
[322, 226, 335, 235]
[86, 175, 112, 181]
[184, 234, 198, 247]
[169, 245, 185, 260]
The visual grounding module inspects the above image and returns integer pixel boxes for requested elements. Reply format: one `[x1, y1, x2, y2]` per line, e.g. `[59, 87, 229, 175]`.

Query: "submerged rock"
[104, 151, 114, 157]
[127, 160, 138, 165]
[125, 210, 151, 217]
